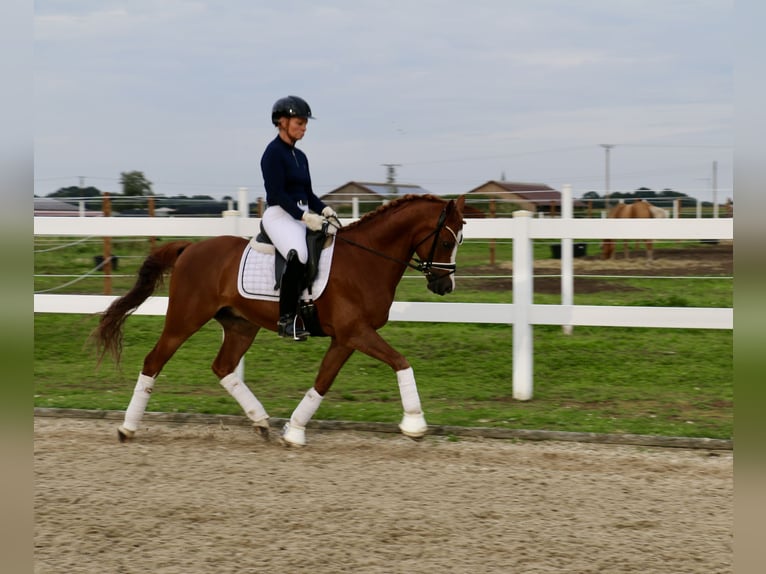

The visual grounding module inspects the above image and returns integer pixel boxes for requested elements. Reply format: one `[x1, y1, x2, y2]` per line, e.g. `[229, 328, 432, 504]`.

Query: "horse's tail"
[90, 240, 193, 365]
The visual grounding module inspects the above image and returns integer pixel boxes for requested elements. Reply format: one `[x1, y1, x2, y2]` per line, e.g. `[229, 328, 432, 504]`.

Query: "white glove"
[322, 206, 341, 229]
[301, 212, 324, 232]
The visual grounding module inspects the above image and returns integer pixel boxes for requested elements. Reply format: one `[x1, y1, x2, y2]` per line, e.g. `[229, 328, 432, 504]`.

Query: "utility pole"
[712, 160, 718, 218]
[599, 144, 614, 209]
[381, 163, 401, 197]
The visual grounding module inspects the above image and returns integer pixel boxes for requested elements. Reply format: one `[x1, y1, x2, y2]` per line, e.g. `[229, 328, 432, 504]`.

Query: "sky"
[33, 0, 734, 204]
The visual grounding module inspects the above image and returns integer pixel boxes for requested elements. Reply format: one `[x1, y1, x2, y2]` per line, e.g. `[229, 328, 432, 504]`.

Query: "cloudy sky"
[34, 0, 733, 204]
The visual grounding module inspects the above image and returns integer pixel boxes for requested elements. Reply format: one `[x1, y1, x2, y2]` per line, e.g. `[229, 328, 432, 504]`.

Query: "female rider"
[260, 95, 338, 340]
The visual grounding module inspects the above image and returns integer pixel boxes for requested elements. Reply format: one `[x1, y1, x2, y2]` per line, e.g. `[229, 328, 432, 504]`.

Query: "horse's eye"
[442, 241, 454, 249]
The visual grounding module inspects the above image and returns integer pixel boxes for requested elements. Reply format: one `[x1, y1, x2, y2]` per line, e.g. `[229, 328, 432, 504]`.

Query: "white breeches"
[261, 205, 309, 263]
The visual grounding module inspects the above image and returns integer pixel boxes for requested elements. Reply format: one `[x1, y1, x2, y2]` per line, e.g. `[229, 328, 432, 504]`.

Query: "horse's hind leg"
[118, 304, 217, 442]
[646, 240, 654, 261]
[212, 308, 270, 437]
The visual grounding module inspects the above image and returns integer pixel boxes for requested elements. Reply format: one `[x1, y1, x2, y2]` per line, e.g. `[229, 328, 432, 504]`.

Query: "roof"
[34, 197, 104, 216]
[465, 180, 586, 208]
[322, 181, 432, 198]
[34, 197, 80, 212]
[466, 180, 560, 200]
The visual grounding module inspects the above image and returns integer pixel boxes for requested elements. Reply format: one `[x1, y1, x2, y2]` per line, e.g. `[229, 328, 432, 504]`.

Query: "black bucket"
[550, 243, 587, 259]
[94, 255, 119, 271]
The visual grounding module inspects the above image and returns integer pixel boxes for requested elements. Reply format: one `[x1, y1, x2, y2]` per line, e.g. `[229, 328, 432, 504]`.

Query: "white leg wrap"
[290, 387, 323, 428]
[220, 373, 269, 425]
[121, 373, 155, 433]
[282, 388, 323, 446]
[396, 367, 428, 438]
[397, 367, 422, 414]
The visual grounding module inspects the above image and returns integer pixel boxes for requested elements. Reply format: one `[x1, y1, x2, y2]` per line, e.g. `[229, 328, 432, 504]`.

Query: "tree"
[47, 185, 102, 199]
[120, 171, 153, 196]
[633, 187, 657, 199]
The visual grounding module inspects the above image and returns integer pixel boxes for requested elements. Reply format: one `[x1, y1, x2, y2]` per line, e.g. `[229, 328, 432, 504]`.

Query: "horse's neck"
[348, 208, 426, 258]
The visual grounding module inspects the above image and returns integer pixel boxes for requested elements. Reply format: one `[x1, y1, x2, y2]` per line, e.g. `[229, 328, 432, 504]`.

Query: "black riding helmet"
[271, 95, 314, 126]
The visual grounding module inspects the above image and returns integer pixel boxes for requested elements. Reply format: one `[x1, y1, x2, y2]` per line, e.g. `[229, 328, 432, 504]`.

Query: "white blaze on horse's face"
[427, 225, 462, 295]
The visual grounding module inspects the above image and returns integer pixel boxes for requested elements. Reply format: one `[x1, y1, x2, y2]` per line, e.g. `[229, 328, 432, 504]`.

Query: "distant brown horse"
[601, 199, 667, 261]
[91, 194, 466, 447]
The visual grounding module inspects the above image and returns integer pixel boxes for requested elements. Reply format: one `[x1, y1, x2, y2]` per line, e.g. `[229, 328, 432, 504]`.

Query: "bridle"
[332, 204, 463, 284]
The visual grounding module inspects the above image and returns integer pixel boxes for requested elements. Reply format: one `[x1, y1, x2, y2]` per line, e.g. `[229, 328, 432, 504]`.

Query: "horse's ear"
[456, 195, 466, 212]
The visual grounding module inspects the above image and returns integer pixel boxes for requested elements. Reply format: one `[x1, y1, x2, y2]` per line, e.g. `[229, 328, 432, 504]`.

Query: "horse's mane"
[342, 194, 446, 231]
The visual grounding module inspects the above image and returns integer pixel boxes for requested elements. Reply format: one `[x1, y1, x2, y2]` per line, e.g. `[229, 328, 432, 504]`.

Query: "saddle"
[254, 223, 333, 336]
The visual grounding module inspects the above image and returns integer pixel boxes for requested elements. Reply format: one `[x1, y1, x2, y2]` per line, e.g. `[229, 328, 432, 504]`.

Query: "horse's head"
[414, 196, 466, 295]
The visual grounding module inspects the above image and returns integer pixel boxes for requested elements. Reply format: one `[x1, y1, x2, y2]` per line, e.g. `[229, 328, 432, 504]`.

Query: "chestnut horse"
[91, 194, 467, 446]
[601, 199, 667, 261]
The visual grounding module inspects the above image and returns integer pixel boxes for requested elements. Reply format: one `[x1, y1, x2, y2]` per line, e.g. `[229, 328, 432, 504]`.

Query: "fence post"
[233, 187, 250, 381]
[561, 184, 574, 335]
[489, 198, 496, 266]
[238, 187, 249, 218]
[102, 193, 112, 295]
[148, 196, 156, 249]
[512, 210, 534, 400]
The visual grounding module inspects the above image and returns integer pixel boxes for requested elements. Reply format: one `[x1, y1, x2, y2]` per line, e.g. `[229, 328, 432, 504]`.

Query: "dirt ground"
[467, 241, 733, 294]
[35, 416, 732, 574]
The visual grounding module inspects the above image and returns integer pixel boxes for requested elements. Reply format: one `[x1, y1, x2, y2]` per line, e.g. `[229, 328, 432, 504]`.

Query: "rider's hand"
[322, 218, 338, 236]
[322, 206, 342, 230]
[301, 212, 325, 232]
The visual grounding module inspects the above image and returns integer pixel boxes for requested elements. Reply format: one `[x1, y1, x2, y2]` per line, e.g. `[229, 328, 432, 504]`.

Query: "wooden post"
[148, 195, 156, 249]
[102, 193, 112, 295]
[257, 197, 264, 217]
[489, 198, 496, 266]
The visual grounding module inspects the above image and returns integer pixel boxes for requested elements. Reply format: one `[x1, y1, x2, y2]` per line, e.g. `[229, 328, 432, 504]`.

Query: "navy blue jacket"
[260, 136, 326, 220]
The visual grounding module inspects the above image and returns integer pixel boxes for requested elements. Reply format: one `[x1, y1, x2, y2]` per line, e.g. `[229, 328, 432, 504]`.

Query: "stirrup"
[278, 315, 309, 341]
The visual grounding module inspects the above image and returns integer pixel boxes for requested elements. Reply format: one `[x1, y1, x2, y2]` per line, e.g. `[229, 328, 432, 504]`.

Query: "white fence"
[34, 190, 733, 400]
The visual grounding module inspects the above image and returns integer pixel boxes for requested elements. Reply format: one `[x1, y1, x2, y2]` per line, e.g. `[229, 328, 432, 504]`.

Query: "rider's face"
[281, 117, 307, 143]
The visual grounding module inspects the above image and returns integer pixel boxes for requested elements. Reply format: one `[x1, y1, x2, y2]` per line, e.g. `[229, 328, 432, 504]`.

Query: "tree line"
[40, 171, 238, 215]
[40, 171, 710, 215]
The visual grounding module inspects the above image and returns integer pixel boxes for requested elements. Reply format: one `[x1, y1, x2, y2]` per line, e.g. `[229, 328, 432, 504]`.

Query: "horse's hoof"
[399, 412, 428, 440]
[117, 426, 135, 443]
[253, 419, 270, 440]
[280, 422, 307, 447]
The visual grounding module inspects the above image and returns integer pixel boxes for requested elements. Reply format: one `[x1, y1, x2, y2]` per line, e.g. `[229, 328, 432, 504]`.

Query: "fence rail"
[33, 193, 733, 400]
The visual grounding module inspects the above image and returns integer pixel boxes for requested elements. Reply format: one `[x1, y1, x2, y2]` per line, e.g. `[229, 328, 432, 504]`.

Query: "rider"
[260, 95, 339, 341]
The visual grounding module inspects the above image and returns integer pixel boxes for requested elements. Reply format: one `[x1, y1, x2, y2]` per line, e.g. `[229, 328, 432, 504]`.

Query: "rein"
[332, 205, 459, 278]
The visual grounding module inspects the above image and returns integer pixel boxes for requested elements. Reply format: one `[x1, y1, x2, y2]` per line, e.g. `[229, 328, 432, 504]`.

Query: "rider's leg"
[277, 249, 310, 341]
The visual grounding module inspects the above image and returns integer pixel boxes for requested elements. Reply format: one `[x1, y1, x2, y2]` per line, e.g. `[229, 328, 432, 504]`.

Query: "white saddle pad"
[236, 238, 335, 301]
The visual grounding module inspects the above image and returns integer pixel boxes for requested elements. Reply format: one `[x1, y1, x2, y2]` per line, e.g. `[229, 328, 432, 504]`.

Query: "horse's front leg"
[281, 339, 354, 447]
[349, 327, 428, 440]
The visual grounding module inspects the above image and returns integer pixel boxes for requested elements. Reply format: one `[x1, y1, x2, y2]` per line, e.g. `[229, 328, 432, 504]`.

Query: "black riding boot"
[277, 251, 310, 341]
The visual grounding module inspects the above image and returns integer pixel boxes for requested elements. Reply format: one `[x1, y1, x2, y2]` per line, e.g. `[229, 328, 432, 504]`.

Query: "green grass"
[33, 236, 733, 439]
